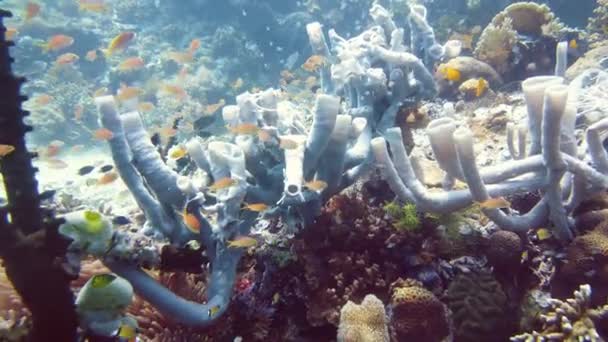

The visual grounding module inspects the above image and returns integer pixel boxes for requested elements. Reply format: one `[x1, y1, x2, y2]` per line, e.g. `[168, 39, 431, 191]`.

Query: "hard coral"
[474, 17, 518, 74]
[293, 194, 412, 327]
[491, 2, 558, 37]
[388, 278, 450, 342]
[587, 0, 608, 48]
[435, 57, 502, 97]
[511, 284, 608, 342]
[337, 294, 389, 342]
[485, 230, 523, 269]
[447, 269, 514, 342]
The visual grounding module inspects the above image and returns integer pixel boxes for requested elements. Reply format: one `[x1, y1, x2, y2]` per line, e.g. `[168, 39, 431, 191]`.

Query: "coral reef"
[447, 269, 513, 342]
[388, 278, 450, 342]
[511, 284, 608, 341]
[587, 0, 608, 48]
[337, 294, 389, 342]
[485, 230, 523, 269]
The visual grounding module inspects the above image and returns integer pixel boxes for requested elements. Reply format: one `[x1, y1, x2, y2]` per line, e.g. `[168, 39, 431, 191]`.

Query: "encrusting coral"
[388, 278, 450, 342]
[511, 284, 608, 342]
[337, 294, 389, 342]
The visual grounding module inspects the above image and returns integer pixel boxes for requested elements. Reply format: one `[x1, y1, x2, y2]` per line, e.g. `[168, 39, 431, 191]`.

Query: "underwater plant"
[383, 201, 421, 232]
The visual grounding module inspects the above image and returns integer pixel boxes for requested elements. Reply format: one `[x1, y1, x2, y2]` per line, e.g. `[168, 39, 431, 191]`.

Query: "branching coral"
[511, 284, 608, 341]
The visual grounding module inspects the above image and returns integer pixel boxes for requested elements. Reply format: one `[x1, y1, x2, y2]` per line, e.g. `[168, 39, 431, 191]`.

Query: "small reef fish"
[100, 164, 114, 172]
[166, 51, 194, 64]
[118, 57, 144, 72]
[209, 177, 236, 191]
[104, 31, 135, 56]
[98, 171, 119, 185]
[85, 50, 98, 62]
[55, 53, 79, 65]
[242, 203, 269, 212]
[448, 32, 474, 50]
[189, 38, 201, 53]
[227, 236, 258, 249]
[536, 228, 553, 241]
[78, 165, 95, 175]
[208, 305, 221, 318]
[138, 101, 155, 112]
[475, 78, 488, 97]
[438, 65, 461, 82]
[25, 2, 40, 21]
[5, 27, 18, 41]
[32, 94, 53, 106]
[569, 39, 578, 50]
[159, 126, 177, 139]
[94, 128, 114, 140]
[279, 137, 299, 150]
[46, 158, 69, 169]
[159, 84, 187, 100]
[477, 197, 511, 209]
[91, 273, 116, 288]
[112, 216, 131, 225]
[204, 99, 225, 115]
[272, 292, 280, 305]
[116, 85, 143, 102]
[116, 323, 137, 341]
[231, 78, 244, 91]
[302, 55, 325, 72]
[168, 146, 187, 160]
[93, 87, 108, 97]
[304, 179, 328, 192]
[78, 0, 109, 13]
[182, 207, 201, 233]
[228, 123, 259, 135]
[0, 144, 15, 157]
[40, 34, 74, 52]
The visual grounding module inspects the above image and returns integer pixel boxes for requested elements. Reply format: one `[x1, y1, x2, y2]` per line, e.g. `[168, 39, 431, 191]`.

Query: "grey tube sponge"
[304, 94, 340, 178]
[121, 111, 185, 210]
[306, 22, 334, 94]
[554, 41, 568, 78]
[521, 76, 564, 155]
[408, 4, 443, 67]
[95, 96, 183, 240]
[315, 115, 352, 197]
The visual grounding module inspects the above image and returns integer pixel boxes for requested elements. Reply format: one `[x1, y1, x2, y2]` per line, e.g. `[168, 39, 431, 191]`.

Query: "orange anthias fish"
[477, 197, 511, 209]
[55, 53, 79, 65]
[138, 101, 155, 112]
[104, 31, 135, 56]
[0, 144, 15, 157]
[242, 203, 269, 212]
[181, 207, 201, 233]
[166, 51, 194, 65]
[78, 0, 109, 13]
[304, 180, 328, 192]
[159, 126, 177, 139]
[46, 158, 69, 169]
[5, 27, 18, 41]
[40, 34, 74, 52]
[116, 85, 143, 102]
[98, 171, 119, 185]
[32, 94, 53, 106]
[228, 123, 259, 135]
[204, 99, 225, 115]
[227, 236, 258, 249]
[85, 50, 98, 62]
[25, 2, 40, 21]
[188, 39, 201, 53]
[302, 55, 325, 72]
[159, 84, 187, 100]
[93, 128, 114, 140]
[118, 57, 144, 72]
[209, 177, 236, 192]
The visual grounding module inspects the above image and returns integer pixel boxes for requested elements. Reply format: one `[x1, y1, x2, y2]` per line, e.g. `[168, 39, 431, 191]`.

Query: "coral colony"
[2, 0, 608, 341]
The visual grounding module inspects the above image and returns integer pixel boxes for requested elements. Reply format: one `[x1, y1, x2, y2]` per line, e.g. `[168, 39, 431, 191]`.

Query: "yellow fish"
[168, 146, 187, 160]
[305, 180, 328, 192]
[208, 305, 221, 318]
[116, 324, 136, 342]
[209, 177, 236, 191]
[279, 137, 299, 150]
[228, 123, 259, 135]
[227, 236, 258, 249]
[476, 78, 488, 97]
[440, 66, 461, 82]
[0, 144, 15, 157]
[536, 228, 552, 241]
[302, 55, 325, 72]
[242, 203, 269, 212]
[231, 78, 244, 90]
[104, 31, 135, 57]
[477, 197, 511, 209]
[91, 273, 116, 288]
[568, 39, 578, 50]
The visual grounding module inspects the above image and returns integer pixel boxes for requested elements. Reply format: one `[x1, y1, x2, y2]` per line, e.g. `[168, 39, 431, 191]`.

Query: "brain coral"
[446, 270, 513, 342]
[485, 230, 523, 269]
[388, 278, 450, 342]
[473, 18, 517, 75]
[490, 2, 558, 37]
[337, 294, 389, 342]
